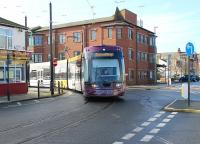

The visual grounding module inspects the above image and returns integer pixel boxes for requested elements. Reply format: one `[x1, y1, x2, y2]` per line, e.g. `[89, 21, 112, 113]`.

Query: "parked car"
[179, 75, 197, 82]
[191, 75, 200, 82]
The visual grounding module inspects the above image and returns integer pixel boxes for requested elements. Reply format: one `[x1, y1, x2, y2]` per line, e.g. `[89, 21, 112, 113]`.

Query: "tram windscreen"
[91, 59, 120, 83]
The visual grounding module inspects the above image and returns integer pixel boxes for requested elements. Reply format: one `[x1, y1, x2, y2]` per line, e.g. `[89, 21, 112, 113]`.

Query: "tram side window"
[43, 68, 50, 80]
[84, 59, 89, 82]
[30, 70, 37, 80]
[68, 63, 75, 80]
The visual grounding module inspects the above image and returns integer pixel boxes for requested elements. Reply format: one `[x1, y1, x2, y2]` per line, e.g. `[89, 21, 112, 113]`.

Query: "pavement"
[0, 87, 67, 104]
[164, 99, 200, 113]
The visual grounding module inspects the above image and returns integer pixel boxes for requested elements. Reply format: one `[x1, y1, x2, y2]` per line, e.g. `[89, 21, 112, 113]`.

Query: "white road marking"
[140, 135, 154, 142]
[34, 100, 40, 103]
[121, 133, 135, 140]
[171, 112, 178, 115]
[162, 118, 171, 123]
[154, 113, 162, 118]
[132, 127, 143, 132]
[156, 123, 166, 128]
[159, 111, 165, 114]
[17, 102, 22, 106]
[167, 115, 175, 119]
[148, 117, 157, 122]
[141, 122, 151, 127]
[112, 141, 124, 144]
[149, 128, 160, 134]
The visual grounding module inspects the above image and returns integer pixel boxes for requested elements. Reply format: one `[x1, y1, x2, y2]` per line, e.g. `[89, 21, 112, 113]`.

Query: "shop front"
[0, 50, 30, 96]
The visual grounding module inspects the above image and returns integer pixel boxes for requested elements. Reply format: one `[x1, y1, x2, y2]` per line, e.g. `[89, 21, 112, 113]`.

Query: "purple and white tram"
[67, 45, 126, 97]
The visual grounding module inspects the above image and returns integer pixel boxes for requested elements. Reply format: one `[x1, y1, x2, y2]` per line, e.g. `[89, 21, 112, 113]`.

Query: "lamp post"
[6, 53, 10, 101]
[49, 2, 54, 96]
[178, 48, 182, 77]
[154, 26, 158, 34]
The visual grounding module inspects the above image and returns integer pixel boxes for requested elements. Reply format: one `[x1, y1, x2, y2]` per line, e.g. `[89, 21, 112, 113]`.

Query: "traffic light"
[53, 58, 57, 67]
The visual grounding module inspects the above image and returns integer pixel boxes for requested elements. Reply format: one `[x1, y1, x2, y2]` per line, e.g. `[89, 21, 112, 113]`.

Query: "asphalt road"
[0, 88, 200, 144]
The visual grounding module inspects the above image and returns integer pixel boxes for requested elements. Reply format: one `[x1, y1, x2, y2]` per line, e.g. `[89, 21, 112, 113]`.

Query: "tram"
[30, 45, 126, 97]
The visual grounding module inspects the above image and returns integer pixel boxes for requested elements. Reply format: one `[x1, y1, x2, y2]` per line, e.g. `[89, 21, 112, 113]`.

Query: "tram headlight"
[92, 84, 97, 88]
[116, 83, 122, 88]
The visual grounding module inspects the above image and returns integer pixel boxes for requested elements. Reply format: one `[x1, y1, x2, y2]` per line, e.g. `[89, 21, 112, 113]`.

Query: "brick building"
[157, 52, 199, 83]
[30, 8, 157, 85]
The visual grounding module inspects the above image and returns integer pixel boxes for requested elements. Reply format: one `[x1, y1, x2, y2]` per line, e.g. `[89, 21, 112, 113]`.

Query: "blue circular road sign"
[186, 42, 194, 57]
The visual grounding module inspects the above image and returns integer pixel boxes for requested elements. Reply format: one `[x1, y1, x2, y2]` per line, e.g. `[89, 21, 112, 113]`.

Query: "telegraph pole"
[49, 2, 54, 95]
[25, 16, 28, 85]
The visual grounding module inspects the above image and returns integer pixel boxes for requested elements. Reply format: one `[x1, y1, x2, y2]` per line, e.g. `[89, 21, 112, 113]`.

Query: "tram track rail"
[0, 98, 114, 144]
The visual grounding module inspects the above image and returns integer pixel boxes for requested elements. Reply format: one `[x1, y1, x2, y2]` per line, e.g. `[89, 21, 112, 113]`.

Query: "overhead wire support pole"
[49, 2, 54, 96]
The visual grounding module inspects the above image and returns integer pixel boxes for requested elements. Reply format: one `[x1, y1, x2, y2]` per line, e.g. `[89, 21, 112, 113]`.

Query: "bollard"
[38, 80, 40, 99]
[58, 81, 61, 95]
[61, 81, 64, 94]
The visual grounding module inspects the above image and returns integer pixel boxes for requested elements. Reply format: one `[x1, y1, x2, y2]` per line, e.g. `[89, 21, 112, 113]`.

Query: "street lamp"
[154, 26, 158, 34]
[49, 2, 54, 96]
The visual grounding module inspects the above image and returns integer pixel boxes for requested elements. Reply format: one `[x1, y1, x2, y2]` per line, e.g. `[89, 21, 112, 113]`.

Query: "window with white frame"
[137, 52, 141, 62]
[59, 52, 65, 60]
[128, 48, 133, 60]
[116, 28, 122, 39]
[90, 30, 96, 41]
[59, 34, 65, 44]
[128, 28, 133, 39]
[73, 32, 81, 42]
[32, 53, 43, 63]
[0, 28, 12, 49]
[107, 27, 112, 39]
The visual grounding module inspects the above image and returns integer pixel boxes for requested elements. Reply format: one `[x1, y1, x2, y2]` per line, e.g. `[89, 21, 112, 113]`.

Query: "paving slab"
[164, 99, 200, 113]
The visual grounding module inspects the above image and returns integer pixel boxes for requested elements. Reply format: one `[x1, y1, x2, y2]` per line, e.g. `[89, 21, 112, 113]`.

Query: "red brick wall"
[0, 83, 28, 96]
[31, 10, 156, 85]
[120, 9, 137, 25]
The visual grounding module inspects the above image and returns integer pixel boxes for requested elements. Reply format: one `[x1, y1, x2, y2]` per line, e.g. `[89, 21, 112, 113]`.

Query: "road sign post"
[185, 42, 194, 107]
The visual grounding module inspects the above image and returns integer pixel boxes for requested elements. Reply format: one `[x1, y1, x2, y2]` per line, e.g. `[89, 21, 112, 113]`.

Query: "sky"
[0, 0, 199, 53]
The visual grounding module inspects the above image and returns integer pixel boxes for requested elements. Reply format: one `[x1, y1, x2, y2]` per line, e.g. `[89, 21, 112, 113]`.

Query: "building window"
[32, 53, 43, 63]
[90, 30, 96, 41]
[128, 28, 133, 39]
[116, 28, 122, 39]
[141, 52, 147, 61]
[0, 35, 6, 49]
[128, 69, 134, 81]
[128, 48, 133, 60]
[0, 28, 12, 49]
[59, 52, 65, 60]
[59, 34, 65, 44]
[74, 51, 81, 56]
[137, 52, 141, 62]
[108, 27, 112, 39]
[34, 36, 43, 46]
[149, 71, 154, 79]
[73, 32, 81, 42]
[145, 36, 148, 44]
[149, 53, 156, 64]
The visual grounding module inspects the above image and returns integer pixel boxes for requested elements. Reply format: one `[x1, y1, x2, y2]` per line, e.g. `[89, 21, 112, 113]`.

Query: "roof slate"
[0, 17, 26, 29]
